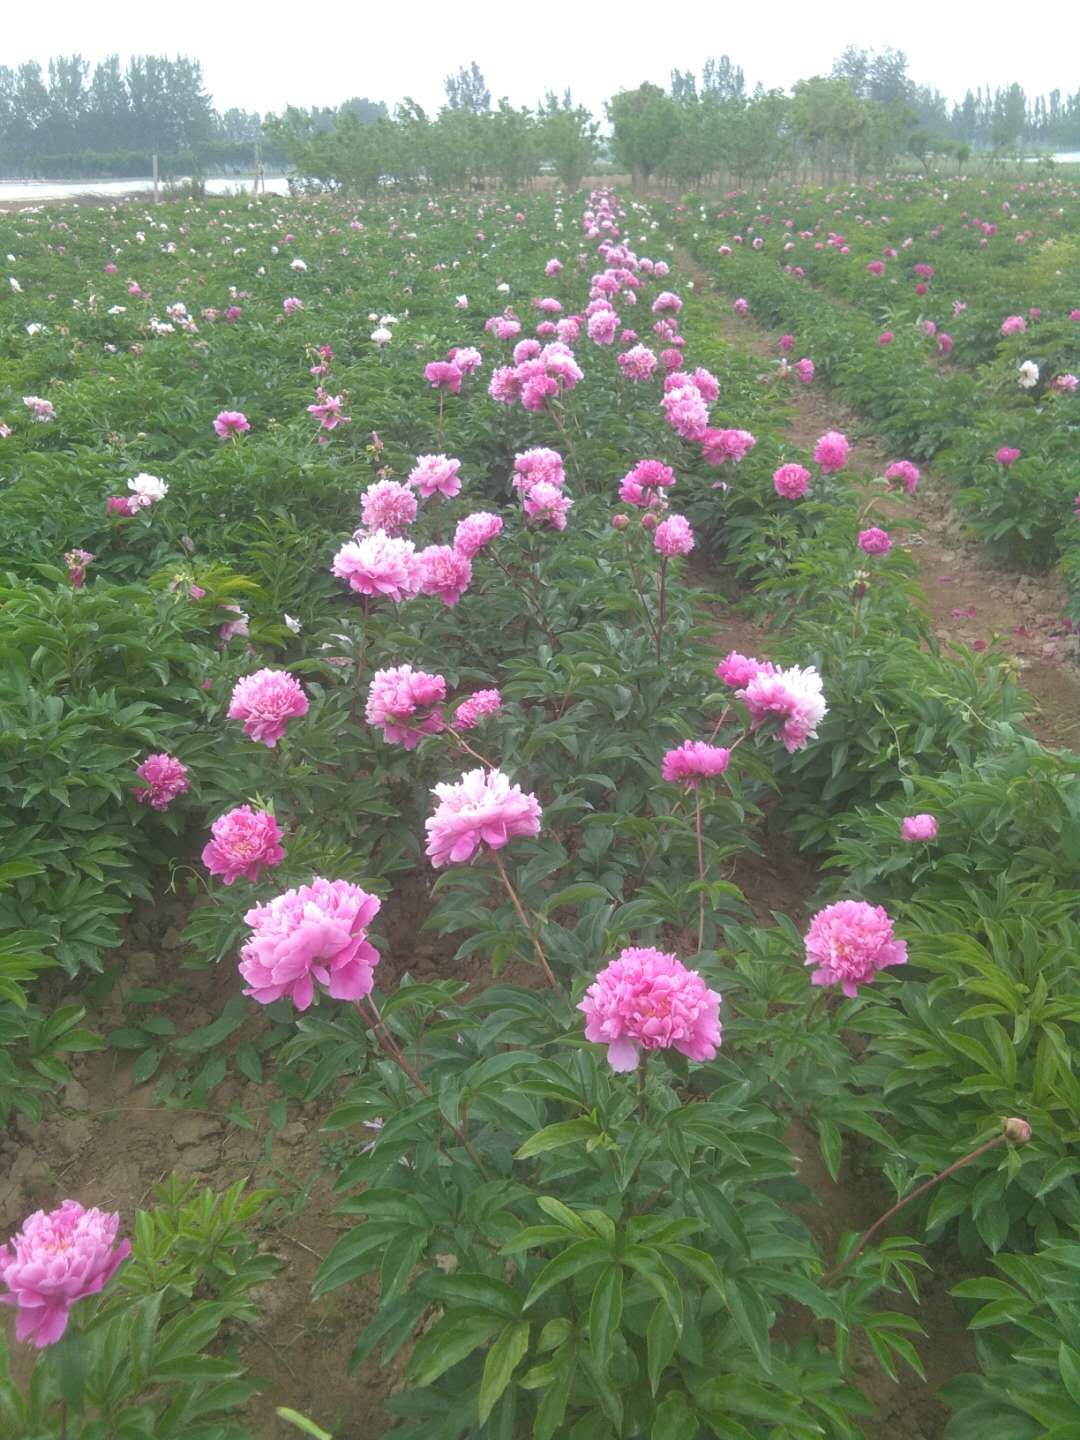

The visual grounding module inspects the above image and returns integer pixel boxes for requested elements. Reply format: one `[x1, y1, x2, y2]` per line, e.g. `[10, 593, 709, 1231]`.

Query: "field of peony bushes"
[1, 183, 1079, 1439]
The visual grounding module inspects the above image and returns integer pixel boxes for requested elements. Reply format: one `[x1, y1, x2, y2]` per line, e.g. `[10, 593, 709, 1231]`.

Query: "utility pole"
[152, 152, 159, 204]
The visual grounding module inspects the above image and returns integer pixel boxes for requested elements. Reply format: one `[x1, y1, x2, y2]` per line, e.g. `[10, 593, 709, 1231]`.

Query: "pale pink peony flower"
[794, 357, 815, 385]
[454, 689, 502, 729]
[617, 344, 659, 382]
[1053, 373, 1078, 394]
[804, 900, 907, 998]
[653, 515, 695, 557]
[227, 669, 309, 748]
[858, 527, 893, 555]
[449, 345, 482, 374]
[938, 333, 954, 354]
[488, 365, 521, 405]
[132, 753, 190, 810]
[0, 1201, 130, 1347]
[661, 740, 731, 789]
[454, 511, 503, 558]
[218, 604, 250, 644]
[513, 447, 565, 492]
[661, 382, 709, 441]
[359, 480, 417, 535]
[884, 461, 920, 494]
[513, 338, 542, 364]
[523, 481, 573, 530]
[652, 291, 682, 315]
[202, 805, 285, 884]
[365, 664, 446, 748]
[239, 877, 381, 1009]
[579, 947, 721, 1072]
[425, 767, 542, 867]
[417, 545, 473, 607]
[813, 431, 850, 473]
[331, 531, 421, 602]
[23, 396, 55, 423]
[586, 308, 618, 345]
[901, 813, 938, 842]
[127, 472, 168, 508]
[690, 367, 720, 402]
[282, 296, 304, 315]
[214, 410, 250, 437]
[773, 463, 811, 499]
[995, 447, 1021, 466]
[866, 260, 885, 276]
[307, 392, 351, 432]
[1000, 314, 1026, 336]
[409, 454, 462, 500]
[715, 651, 772, 688]
[733, 297, 749, 316]
[737, 664, 827, 752]
[424, 360, 463, 393]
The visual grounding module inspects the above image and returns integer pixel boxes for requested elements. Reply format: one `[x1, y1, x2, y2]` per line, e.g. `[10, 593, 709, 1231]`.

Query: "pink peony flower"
[132, 753, 190, 810]
[64, 549, 94, 588]
[449, 345, 482, 374]
[620, 459, 675, 505]
[202, 806, 285, 884]
[702, 428, 756, 466]
[794, 357, 815, 385]
[365, 665, 446, 748]
[332, 531, 421, 602]
[661, 383, 709, 441]
[227, 669, 309, 748]
[661, 740, 731, 789]
[804, 900, 907, 998]
[586, 308, 618, 345]
[901, 813, 938, 842]
[23, 396, 55, 423]
[884, 461, 920, 494]
[779, 334, 794, 353]
[1000, 314, 1026, 336]
[239, 877, 381, 1009]
[652, 291, 682, 315]
[307, 392, 351, 432]
[813, 431, 850, 473]
[513, 447, 565, 492]
[773, 463, 811, 499]
[716, 651, 771, 688]
[733, 297, 749, 316]
[454, 511, 503, 558]
[866, 260, 885, 276]
[995, 447, 1021, 466]
[858, 527, 893, 555]
[737, 664, 827, 752]
[282, 296, 304, 315]
[417, 544, 473, 607]
[579, 947, 721, 1072]
[425, 767, 542, 867]
[454, 689, 502, 729]
[513, 338, 542, 363]
[0, 1201, 130, 1347]
[214, 410, 250, 437]
[409, 454, 462, 500]
[877, 331, 894, 346]
[107, 495, 138, 516]
[653, 515, 695, 557]
[523, 481, 573, 530]
[617, 344, 659, 382]
[424, 360, 463, 393]
[691, 367, 720, 402]
[937, 333, 954, 354]
[1053, 373, 1079, 394]
[218, 604, 249, 644]
[359, 480, 418, 535]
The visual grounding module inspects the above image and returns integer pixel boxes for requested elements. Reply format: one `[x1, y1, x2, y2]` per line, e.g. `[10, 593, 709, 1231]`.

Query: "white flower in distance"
[25, 322, 42, 335]
[371, 327, 393, 346]
[496, 283, 510, 294]
[290, 257, 307, 271]
[127, 473, 169, 508]
[1018, 360, 1039, 389]
[380, 314, 399, 326]
[455, 295, 468, 309]
[9, 276, 21, 292]
[284, 614, 302, 634]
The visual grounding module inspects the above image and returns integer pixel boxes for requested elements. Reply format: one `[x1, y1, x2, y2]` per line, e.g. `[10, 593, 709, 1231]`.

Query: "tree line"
[2, 50, 1079, 185]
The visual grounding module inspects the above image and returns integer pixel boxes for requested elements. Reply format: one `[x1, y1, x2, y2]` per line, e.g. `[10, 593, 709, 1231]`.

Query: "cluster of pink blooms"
[523, 481, 573, 530]
[453, 511, 503, 558]
[489, 342, 583, 413]
[202, 805, 285, 884]
[360, 480, 418, 535]
[858, 527, 893, 556]
[1000, 314, 1027, 336]
[661, 379, 709, 441]
[239, 877, 382, 1009]
[455, 689, 502, 729]
[409, 454, 462, 500]
[996, 447, 1021, 466]
[579, 947, 722, 1072]
[484, 310, 523, 342]
[424, 359, 464, 393]
[773, 463, 811, 500]
[804, 901, 907, 998]
[661, 740, 731, 789]
[813, 431, 850, 473]
[721, 658, 827, 753]
[425, 768, 542, 868]
[23, 396, 55, 423]
[617, 344, 659, 382]
[513, 448, 565, 493]
[227, 669, 309, 747]
[901, 813, 938, 842]
[366, 665, 446, 749]
[132, 753, 190, 810]
[702, 427, 756, 467]
[0, 1200, 130, 1347]
[214, 410, 250, 438]
[332, 531, 421, 602]
[884, 461, 920, 494]
[653, 514, 695, 556]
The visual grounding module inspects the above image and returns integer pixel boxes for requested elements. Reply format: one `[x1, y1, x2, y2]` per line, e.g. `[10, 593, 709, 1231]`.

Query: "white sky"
[4, 0, 1078, 118]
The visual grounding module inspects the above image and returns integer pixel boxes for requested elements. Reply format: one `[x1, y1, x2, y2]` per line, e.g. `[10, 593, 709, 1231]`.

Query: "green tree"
[539, 91, 597, 191]
[607, 83, 680, 187]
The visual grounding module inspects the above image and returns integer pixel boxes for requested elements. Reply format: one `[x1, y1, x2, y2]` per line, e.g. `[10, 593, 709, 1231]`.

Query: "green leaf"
[516, 1119, 598, 1159]
[726, 1279, 772, 1374]
[276, 1408, 334, 1439]
[408, 1314, 503, 1388]
[652, 1392, 696, 1440]
[647, 1301, 679, 1397]
[588, 1266, 622, 1373]
[524, 1240, 609, 1310]
[478, 1321, 531, 1424]
[1060, 1344, 1080, 1407]
[131, 1046, 161, 1084]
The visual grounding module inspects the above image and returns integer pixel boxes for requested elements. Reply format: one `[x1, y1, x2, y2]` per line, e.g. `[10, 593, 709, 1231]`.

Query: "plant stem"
[656, 558, 668, 663]
[445, 726, 497, 769]
[638, 1054, 648, 1125]
[491, 850, 560, 991]
[695, 792, 706, 952]
[821, 1133, 1008, 1285]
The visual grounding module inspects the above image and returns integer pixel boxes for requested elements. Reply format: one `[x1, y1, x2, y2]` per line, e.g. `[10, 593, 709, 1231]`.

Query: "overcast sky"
[5, 0, 1078, 118]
